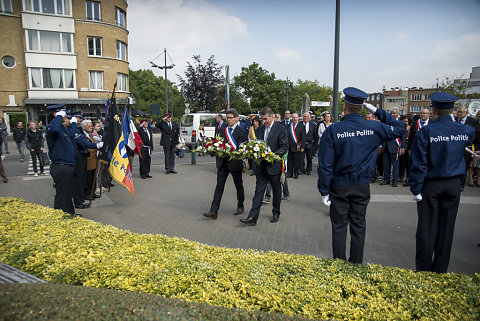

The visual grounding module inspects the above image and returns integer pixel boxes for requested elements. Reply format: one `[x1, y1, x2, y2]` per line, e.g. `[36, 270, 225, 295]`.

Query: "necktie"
[264, 126, 270, 141]
[169, 122, 172, 130]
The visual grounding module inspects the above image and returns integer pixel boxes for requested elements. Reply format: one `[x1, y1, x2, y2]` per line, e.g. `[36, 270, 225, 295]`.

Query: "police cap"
[429, 91, 458, 109]
[70, 110, 84, 119]
[46, 103, 66, 112]
[343, 87, 368, 106]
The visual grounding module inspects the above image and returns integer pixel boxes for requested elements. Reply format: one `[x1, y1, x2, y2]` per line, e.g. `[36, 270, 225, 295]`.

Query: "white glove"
[364, 103, 377, 114]
[56, 110, 66, 118]
[321, 195, 331, 207]
[70, 117, 77, 124]
[412, 194, 422, 202]
[96, 142, 104, 149]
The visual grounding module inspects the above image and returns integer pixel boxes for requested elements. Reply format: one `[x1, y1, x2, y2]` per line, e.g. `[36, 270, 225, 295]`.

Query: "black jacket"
[13, 127, 26, 143]
[218, 124, 247, 172]
[157, 120, 179, 147]
[138, 126, 154, 149]
[302, 120, 318, 149]
[25, 129, 44, 151]
[254, 122, 288, 175]
[286, 122, 305, 152]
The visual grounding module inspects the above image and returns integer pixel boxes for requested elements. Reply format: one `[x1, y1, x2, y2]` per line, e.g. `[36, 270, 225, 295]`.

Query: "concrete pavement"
[1, 136, 479, 275]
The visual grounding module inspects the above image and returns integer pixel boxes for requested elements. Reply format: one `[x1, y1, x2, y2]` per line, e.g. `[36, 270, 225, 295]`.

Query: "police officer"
[45, 104, 77, 216]
[317, 87, 405, 264]
[69, 111, 103, 209]
[409, 92, 475, 273]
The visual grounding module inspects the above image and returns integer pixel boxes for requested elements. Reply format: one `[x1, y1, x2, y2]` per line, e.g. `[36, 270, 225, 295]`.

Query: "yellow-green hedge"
[1, 198, 479, 320]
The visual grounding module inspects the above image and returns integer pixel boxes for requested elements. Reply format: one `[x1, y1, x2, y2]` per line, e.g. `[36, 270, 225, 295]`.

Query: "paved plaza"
[1, 135, 479, 275]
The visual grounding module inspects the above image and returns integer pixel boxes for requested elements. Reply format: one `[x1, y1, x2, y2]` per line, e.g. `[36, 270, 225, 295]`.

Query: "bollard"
[191, 132, 196, 165]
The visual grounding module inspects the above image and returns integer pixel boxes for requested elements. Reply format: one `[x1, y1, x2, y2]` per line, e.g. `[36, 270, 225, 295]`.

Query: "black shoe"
[379, 181, 390, 185]
[391, 183, 397, 187]
[270, 215, 279, 223]
[294, 176, 298, 179]
[93, 193, 100, 199]
[170, 170, 177, 174]
[145, 175, 153, 178]
[370, 178, 376, 183]
[306, 171, 311, 175]
[75, 204, 88, 209]
[141, 176, 146, 179]
[282, 195, 291, 201]
[286, 174, 292, 178]
[5, 151, 9, 154]
[2, 176, 7, 183]
[240, 217, 257, 225]
[403, 182, 410, 187]
[109, 182, 115, 186]
[234, 208, 244, 215]
[165, 171, 170, 175]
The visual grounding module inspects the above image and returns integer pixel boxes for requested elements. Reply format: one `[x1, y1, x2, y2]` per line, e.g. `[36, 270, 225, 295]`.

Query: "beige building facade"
[0, 0, 129, 131]
[407, 88, 435, 115]
[383, 88, 408, 115]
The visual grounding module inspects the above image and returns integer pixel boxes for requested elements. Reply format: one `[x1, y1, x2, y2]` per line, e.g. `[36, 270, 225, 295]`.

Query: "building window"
[2, 56, 16, 68]
[27, 30, 73, 53]
[1, 0, 12, 13]
[117, 73, 127, 91]
[23, 0, 71, 15]
[87, 36, 102, 56]
[89, 71, 103, 90]
[86, 1, 100, 21]
[115, 7, 125, 27]
[411, 106, 422, 112]
[411, 94, 422, 101]
[30, 68, 75, 89]
[116, 41, 126, 61]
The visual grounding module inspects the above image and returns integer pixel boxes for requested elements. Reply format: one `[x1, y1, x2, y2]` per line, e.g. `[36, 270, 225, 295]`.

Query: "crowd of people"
[1, 88, 479, 273]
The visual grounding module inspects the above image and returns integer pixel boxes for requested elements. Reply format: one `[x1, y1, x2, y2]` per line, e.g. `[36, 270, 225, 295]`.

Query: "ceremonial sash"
[417, 119, 424, 130]
[225, 127, 237, 150]
[290, 122, 298, 145]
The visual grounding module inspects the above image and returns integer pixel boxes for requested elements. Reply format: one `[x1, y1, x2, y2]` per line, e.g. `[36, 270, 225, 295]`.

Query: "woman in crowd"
[467, 110, 480, 186]
[399, 115, 412, 185]
[317, 111, 332, 141]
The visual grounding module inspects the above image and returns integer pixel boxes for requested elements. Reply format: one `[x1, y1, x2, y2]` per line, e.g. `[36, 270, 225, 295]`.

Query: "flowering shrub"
[1, 198, 479, 320]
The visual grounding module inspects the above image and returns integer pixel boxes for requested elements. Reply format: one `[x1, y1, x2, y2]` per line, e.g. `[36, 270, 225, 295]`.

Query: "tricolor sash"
[225, 127, 237, 150]
[417, 119, 424, 130]
[290, 122, 298, 145]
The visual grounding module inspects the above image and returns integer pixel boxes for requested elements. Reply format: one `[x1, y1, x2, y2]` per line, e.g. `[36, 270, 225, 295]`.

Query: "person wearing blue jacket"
[409, 92, 475, 273]
[317, 87, 405, 264]
[46, 105, 76, 215]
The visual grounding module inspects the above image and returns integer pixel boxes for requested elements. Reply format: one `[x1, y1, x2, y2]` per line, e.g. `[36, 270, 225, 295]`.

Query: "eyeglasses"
[226, 116, 235, 119]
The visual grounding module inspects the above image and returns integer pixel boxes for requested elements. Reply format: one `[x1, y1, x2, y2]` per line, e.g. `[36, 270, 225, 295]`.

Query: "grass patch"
[1, 197, 479, 320]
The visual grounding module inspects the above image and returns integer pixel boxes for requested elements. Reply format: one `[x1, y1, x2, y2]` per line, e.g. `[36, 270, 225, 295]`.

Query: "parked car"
[180, 112, 226, 148]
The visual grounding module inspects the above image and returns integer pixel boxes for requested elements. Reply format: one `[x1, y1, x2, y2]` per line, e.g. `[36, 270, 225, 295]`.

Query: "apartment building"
[366, 92, 383, 109]
[407, 87, 435, 115]
[0, 0, 129, 130]
[383, 88, 408, 115]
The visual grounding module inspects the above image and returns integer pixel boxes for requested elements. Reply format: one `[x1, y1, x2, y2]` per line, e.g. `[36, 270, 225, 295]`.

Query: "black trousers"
[383, 152, 399, 183]
[329, 184, 370, 264]
[265, 177, 289, 197]
[164, 145, 175, 171]
[139, 147, 151, 177]
[399, 152, 410, 180]
[210, 165, 244, 213]
[30, 149, 44, 173]
[415, 176, 461, 273]
[85, 168, 96, 199]
[73, 154, 87, 207]
[50, 163, 75, 214]
[287, 150, 301, 177]
[460, 154, 470, 187]
[247, 167, 281, 221]
[301, 147, 313, 172]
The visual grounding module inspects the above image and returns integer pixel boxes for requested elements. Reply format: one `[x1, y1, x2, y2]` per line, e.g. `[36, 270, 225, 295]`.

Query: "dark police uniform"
[317, 87, 405, 264]
[409, 91, 475, 273]
[45, 105, 76, 215]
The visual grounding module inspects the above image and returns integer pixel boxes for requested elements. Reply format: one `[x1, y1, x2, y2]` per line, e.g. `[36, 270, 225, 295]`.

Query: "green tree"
[233, 62, 286, 113]
[436, 75, 468, 98]
[289, 80, 335, 115]
[177, 55, 224, 111]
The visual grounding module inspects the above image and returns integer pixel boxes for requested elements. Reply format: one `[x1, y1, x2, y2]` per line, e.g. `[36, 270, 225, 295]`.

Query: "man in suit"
[380, 107, 406, 187]
[300, 112, 318, 175]
[203, 109, 248, 220]
[455, 106, 480, 189]
[282, 109, 292, 127]
[405, 108, 431, 186]
[157, 113, 179, 174]
[286, 113, 305, 179]
[214, 114, 225, 170]
[138, 119, 153, 179]
[241, 107, 288, 225]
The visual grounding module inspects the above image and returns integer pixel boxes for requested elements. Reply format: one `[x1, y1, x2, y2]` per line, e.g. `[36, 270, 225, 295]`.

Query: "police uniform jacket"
[254, 122, 288, 175]
[46, 115, 76, 165]
[218, 123, 248, 171]
[409, 116, 475, 195]
[317, 108, 406, 196]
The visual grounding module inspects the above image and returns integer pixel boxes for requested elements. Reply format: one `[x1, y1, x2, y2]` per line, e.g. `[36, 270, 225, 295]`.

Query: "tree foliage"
[436, 75, 468, 99]
[177, 55, 224, 111]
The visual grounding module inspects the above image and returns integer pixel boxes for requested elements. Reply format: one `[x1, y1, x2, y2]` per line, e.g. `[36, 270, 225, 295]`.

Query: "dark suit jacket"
[157, 120, 179, 147]
[407, 118, 431, 150]
[254, 122, 288, 175]
[214, 121, 225, 136]
[302, 120, 318, 149]
[286, 122, 305, 152]
[383, 120, 406, 153]
[138, 126, 153, 148]
[281, 119, 292, 127]
[218, 124, 248, 171]
[459, 116, 480, 150]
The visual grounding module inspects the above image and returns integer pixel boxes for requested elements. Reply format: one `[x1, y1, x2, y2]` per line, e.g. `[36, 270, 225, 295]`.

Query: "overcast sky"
[127, 0, 480, 94]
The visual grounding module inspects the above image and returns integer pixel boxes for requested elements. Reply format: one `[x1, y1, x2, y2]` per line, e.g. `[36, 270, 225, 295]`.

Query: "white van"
[180, 112, 226, 148]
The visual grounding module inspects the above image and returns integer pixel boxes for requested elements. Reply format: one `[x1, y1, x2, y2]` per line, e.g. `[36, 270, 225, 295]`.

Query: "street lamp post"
[170, 82, 175, 118]
[150, 48, 174, 115]
[285, 77, 290, 110]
